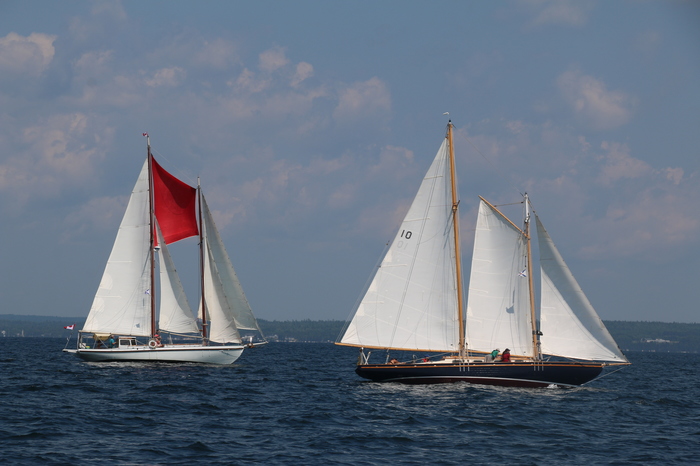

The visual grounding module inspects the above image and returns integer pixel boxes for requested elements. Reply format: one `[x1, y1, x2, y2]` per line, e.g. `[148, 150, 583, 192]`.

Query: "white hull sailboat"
[64, 135, 264, 364]
[337, 121, 629, 387]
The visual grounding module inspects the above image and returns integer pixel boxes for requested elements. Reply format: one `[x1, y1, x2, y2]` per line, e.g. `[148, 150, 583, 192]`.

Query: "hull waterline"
[355, 361, 604, 388]
[64, 344, 245, 365]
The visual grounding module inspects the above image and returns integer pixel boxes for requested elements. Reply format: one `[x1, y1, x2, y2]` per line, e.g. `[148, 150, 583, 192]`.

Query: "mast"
[146, 134, 157, 338]
[447, 121, 466, 357]
[523, 194, 540, 359]
[198, 179, 208, 342]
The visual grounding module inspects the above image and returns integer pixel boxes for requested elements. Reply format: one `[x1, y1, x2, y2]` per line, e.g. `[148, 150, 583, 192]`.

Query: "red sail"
[151, 157, 199, 244]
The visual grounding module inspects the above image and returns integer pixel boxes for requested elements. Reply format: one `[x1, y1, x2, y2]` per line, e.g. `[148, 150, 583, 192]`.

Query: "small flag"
[64, 324, 75, 330]
[142, 132, 149, 137]
[518, 268, 527, 278]
[145, 289, 150, 295]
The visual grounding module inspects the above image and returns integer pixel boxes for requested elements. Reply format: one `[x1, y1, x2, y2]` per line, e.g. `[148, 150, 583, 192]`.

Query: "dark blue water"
[0, 339, 698, 465]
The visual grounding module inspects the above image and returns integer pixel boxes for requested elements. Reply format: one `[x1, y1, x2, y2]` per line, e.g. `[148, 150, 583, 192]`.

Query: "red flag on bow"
[64, 324, 75, 330]
[151, 157, 199, 244]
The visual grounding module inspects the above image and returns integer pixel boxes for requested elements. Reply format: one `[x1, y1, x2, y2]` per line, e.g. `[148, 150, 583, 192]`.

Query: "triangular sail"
[340, 138, 460, 352]
[201, 194, 261, 343]
[155, 221, 200, 335]
[536, 215, 627, 362]
[83, 161, 151, 337]
[466, 200, 534, 357]
[201, 195, 261, 333]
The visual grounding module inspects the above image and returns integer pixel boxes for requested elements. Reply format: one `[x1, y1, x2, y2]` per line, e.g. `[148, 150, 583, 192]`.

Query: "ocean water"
[0, 339, 698, 465]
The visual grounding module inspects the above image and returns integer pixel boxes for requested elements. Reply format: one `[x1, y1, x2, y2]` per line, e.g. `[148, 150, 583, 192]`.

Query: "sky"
[0, 1, 698, 324]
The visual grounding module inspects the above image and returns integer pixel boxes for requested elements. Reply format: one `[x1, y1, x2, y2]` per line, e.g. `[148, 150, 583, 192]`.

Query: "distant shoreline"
[1, 315, 698, 352]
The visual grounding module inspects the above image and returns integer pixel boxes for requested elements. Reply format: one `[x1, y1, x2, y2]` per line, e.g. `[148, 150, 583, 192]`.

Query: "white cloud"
[194, 38, 239, 69]
[291, 62, 314, 88]
[74, 50, 114, 74]
[62, 195, 128, 240]
[259, 46, 289, 72]
[557, 68, 634, 130]
[368, 145, 414, 179]
[597, 141, 653, 185]
[527, 0, 592, 27]
[145, 67, 186, 87]
[333, 77, 391, 121]
[0, 32, 56, 77]
[0, 114, 113, 207]
[68, 1, 127, 43]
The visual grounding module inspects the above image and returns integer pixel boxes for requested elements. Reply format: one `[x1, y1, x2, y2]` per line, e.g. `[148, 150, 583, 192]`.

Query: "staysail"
[340, 138, 460, 352]
[201, 195, 261, 333]
[83, 161, 152, 337]
[465, 199, 534, 357]
[536, 215, 627, 362]
[200, 194, 244, 344]
[155, 221, 200, 335]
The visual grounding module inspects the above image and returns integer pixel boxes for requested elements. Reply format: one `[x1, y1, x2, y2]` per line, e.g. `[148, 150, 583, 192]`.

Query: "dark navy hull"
[356, 361, 604, 388]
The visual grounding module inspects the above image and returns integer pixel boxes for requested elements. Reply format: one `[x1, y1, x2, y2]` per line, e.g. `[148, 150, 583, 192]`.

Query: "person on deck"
[501, 349, 511, 363]
[486, 349, 500, 362]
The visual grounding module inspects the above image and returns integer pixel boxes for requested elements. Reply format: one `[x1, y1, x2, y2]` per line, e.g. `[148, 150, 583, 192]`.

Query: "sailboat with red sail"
[64, 135, 264, 364]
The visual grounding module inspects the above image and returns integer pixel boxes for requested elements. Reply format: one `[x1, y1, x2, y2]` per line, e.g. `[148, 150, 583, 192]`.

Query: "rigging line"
[150, 146, 199, 187]
[581, 365, 628, 386]
[452, 127, 526, 199]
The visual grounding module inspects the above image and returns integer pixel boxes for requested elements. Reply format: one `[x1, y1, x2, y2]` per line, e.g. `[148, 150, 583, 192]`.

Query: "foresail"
[536, 215, 627, 362]
[340, 138, 460, 352]
[155, 222, 200, 335]
[466, 200, 534, 357]
[83, 161, 151, 337]
[201, 195, 262, 334]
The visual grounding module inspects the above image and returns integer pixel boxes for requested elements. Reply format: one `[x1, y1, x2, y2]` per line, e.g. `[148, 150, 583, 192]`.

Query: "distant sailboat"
[337, 121, 628, 387]
[64, 135, 265, 364]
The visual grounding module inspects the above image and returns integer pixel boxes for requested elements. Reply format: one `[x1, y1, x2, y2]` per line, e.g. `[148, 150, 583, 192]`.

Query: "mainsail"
[536, 215, 627, 362]
[340, 138, 460, 352]
[83, 160, 152, 337]
[465, 199, 533, 357]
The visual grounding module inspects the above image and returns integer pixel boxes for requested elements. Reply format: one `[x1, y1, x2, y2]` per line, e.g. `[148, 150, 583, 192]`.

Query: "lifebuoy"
[148, 339, 158, 348]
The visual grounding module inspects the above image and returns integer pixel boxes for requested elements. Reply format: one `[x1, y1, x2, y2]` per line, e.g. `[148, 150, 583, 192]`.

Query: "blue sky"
[0, 1, 698, 323]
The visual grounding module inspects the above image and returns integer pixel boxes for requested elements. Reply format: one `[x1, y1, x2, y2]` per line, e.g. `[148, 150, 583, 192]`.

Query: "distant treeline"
[1, 315, 699, 352]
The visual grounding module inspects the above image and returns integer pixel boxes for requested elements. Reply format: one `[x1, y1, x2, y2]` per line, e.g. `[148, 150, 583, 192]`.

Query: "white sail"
[200, 195, 243, 344]
[340, 138, 460, 352]
[201, 195, 261, 333]
[466, 200, 534, 357]
[83, 161, 152, 337]
[155, 222, 200, 335]
[536, 215, 627, 362]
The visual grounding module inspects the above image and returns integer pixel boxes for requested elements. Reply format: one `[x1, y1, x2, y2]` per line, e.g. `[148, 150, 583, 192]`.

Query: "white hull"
[64, 344, 245, 365]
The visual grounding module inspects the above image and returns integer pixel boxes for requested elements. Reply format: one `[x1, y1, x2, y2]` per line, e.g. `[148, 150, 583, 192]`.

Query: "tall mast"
[523, 194, 540, 359]
[146, 134, 157, 338]
[447, 121, 466, 357]
[198, 179, 208, 342]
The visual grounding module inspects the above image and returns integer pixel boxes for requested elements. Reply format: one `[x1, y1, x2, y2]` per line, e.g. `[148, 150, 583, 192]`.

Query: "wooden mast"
[146, 135, 157, 338]
[523, 194, 540, 359]
[198, 179, 208, 343]
[447, 121, 466, 357]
